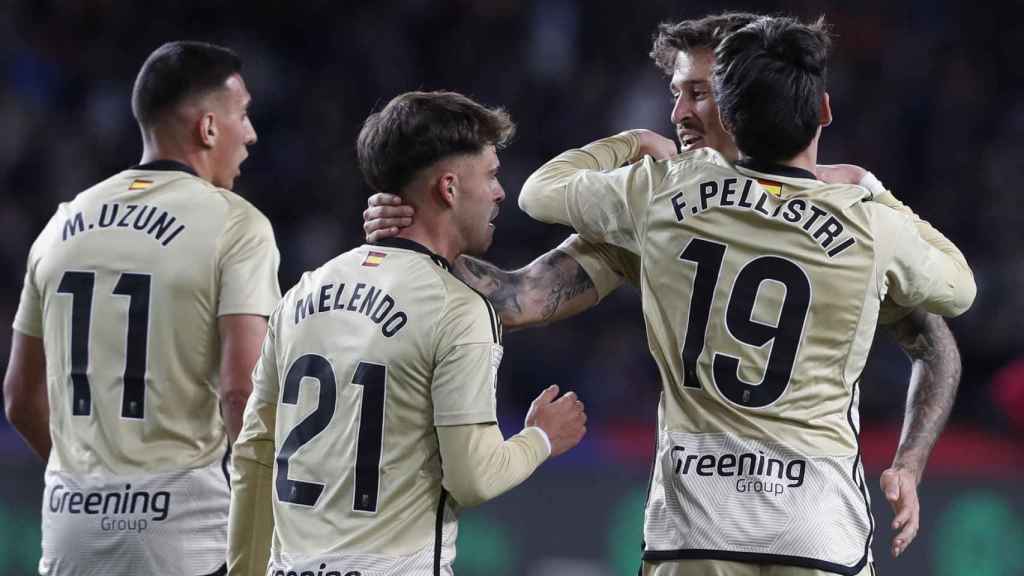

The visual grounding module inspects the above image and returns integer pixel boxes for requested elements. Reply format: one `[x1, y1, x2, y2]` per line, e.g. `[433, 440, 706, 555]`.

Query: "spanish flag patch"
[757, 179, 783, 198]
[129, 179, 153, 191]
[362, 251, 387, 267]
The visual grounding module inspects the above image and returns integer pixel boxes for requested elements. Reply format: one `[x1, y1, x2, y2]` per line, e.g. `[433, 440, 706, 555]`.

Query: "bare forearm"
[4, 331, 51, 460]
[220, 390, 248, 444]
[887, 309, 961, 481]
[8, 407, 51, 460]
[452, 250, 597, 330]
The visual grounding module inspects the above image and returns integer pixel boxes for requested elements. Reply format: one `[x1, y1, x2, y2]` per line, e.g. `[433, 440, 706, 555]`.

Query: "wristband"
[858, 171, 886, 200]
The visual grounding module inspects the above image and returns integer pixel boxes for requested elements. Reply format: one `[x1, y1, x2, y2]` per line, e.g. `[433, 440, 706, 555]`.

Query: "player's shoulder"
[203, 185, 272, 230]
[366, 239, 500, 344]
[808, 183, 875, 212]
[437, 272, 502, 345]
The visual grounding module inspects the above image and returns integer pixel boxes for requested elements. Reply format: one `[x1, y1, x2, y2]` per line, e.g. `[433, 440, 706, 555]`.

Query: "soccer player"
[2, 42, 280, 575]
[364, 11, 962, 560]
[227, 91, 587, 576]
[518, 16, 975, 576]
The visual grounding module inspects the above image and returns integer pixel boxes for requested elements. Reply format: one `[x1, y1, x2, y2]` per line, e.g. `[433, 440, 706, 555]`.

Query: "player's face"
[454, 145, 504, 256]
[670, 48, 737, 161]
[209, 73, 257, 190]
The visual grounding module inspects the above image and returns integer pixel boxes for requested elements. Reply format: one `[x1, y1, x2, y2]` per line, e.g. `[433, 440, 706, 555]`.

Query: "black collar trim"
[736, 158, 817, 181]
[129, 160, 198, 177]
[374, 238, 451, 270]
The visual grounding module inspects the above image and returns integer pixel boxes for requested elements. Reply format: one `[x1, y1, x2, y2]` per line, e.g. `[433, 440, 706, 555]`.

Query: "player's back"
[636, 149, 945, 571]
[265, 238, 498, 573]
[15, 161, 279, 574]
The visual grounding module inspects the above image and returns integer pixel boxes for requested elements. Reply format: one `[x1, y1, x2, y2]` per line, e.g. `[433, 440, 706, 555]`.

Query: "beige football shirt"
[13, 161, 281, 476]
[520, 134, 975, 574]
[233, 237, 519, 574]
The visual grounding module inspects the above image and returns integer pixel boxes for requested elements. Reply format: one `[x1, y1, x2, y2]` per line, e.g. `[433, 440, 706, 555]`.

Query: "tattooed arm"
[888, 309, 961, 478]
[452, 249, 599, 331]
[878, 308, 961, 557]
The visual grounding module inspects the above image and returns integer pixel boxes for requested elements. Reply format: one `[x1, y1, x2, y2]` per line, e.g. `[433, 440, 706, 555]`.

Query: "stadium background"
[1, 0, 1022, 574]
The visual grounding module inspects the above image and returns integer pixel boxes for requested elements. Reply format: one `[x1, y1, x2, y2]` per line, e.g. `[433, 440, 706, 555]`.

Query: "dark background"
[1, 1, 1022, 574]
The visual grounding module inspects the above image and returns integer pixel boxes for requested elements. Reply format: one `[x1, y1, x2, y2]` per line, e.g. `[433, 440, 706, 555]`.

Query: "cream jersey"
[520, 134, 975, 575]
[556, 234, 640, 298]
[13, 161, 281, 575]
[234, 238, 517, 576]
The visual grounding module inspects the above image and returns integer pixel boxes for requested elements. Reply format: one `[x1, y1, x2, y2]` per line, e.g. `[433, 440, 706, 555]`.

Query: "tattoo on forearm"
[455, 256, 524, 317]
[537, 251, 594, 322]
[452, 250, 596, 329]
[886, 310, 961, 477]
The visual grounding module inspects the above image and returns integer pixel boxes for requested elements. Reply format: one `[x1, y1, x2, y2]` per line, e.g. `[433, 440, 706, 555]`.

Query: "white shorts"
[39, 459, 229, 575]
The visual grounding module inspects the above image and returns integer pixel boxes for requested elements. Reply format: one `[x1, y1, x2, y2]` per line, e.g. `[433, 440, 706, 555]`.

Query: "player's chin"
[470, 228, 494, 255]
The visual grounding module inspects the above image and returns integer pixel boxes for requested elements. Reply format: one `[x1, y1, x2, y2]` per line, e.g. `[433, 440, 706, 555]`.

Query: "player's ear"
[819, 92, 833, 128]
[437, 174, 457, 208]
[198, 113, 217, 148]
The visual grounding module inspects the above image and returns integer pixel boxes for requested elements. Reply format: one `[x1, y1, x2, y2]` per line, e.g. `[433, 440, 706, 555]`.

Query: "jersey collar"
[373, 237, 451, 271]
[129, 160, 198, 177]
[734, 158, 818, 182]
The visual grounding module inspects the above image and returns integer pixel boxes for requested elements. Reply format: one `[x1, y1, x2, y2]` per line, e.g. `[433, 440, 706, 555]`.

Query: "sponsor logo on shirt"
[671, 444, 806, 496]
[47, 483, 170, 533]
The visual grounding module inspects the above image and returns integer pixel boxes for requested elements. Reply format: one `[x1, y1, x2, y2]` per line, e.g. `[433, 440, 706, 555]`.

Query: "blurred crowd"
[1, 0, 1022, 437]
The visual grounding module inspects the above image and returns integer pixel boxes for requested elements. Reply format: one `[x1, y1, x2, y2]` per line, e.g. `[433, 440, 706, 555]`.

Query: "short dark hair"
[713, 16, 832, 163]
[649, 12, 761, 74]
[131, 41, 242, 128]
[356, 91, 515, 195]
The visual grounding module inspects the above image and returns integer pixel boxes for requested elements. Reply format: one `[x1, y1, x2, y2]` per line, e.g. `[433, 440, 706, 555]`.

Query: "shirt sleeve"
[13, 253, 43, 337]
[555, 234, 641, 301]
[217, 201, 282, 317]
[12, 212, 61, 337]
[437, 423, 550, 507]
[872, 205, 976, 318]
[519, 132, 668, 254]
[431, 288, 502, 426]
[227, 315, 279, 576]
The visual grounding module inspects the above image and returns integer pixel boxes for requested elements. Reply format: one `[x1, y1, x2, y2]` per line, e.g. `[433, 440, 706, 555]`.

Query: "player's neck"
[741, 139, 819, 178]
[779, 131, 822, 176]
[139, 139, 210, 183]
[778, 149, 816, 175]
[394, 223, 461, 265]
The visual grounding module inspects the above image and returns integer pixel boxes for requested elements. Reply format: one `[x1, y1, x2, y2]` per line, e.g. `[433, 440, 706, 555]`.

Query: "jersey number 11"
[57, 270, 151, 419]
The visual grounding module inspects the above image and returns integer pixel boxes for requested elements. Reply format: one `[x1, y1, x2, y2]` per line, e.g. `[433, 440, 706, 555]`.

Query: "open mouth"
[680, 134, 704, 149]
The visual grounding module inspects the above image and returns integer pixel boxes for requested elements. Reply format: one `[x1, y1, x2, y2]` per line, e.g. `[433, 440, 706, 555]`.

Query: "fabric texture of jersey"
[520, 135, 974, 575]
[243, 238, 503, 575]
[14, 162, 281, 574]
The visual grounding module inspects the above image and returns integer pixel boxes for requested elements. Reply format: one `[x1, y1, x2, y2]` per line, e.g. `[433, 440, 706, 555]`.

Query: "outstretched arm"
[452, 249, 598, 330]
[363, 194, 630, 330]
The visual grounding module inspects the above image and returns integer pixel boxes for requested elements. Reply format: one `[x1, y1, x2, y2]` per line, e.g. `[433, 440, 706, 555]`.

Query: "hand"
[363, 193, 414, 243]
[525, 384, 587, 457]
[880, 466, 921, 558]
[814, 163, 867, 185]
[631, 129, 678, 161]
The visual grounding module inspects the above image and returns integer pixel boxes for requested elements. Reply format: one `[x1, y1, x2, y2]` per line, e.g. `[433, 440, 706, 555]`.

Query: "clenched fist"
[525, 385, 587, 457]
